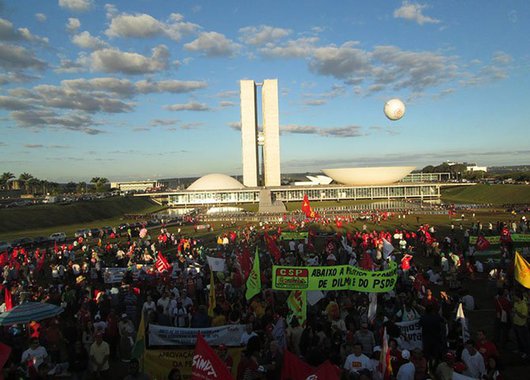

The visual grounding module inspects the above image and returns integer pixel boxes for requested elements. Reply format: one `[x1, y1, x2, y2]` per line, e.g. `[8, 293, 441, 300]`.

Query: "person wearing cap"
[396, 349, 415, 380]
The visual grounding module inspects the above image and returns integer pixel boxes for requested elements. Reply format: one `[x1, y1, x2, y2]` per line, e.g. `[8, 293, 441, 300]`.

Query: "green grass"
[0, 196, 161, 239]
[441, 184, 530, 205]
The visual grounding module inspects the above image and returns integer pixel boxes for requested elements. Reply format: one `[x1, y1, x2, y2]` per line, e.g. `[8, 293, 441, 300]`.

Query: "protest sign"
[148, 324, 246, 347]
[272, 262, 397, 292]
[396, 319, 422, 350]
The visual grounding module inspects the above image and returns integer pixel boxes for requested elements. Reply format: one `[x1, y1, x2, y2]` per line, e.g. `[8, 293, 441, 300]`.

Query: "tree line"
[0, 172, 110, 195]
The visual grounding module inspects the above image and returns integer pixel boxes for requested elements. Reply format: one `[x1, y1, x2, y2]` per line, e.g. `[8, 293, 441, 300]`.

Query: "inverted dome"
[187, 173, 246, 191]
[322, 166, 415, 186]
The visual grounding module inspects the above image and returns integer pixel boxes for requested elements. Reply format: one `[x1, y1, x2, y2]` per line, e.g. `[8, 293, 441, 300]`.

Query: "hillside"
[0, 196, 159, 233]
[441, 184, 530, 205]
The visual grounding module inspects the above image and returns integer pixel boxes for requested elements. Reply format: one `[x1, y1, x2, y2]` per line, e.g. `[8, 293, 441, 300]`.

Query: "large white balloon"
[384, 98, 406, 121]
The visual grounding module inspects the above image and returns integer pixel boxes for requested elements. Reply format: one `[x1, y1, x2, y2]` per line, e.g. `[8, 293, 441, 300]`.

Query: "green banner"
[470, 234, 530, 245]
[272, 262, 397, 293]
[280, 231, 309, 240]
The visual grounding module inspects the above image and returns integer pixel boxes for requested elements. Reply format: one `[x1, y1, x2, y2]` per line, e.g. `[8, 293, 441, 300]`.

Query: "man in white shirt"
[396, 349, 415, 380]
[157, 291, 171, 315]
[240, 323, 258, 346]
[461, 340, 486, 379]
[344, 343, 372, 375]
[21, 338, 48, 372]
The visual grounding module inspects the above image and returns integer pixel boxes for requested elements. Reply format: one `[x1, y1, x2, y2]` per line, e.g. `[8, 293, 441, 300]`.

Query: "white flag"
[382, 238, 394, 259]
[456, 303, 470, 343]
[368, 293, 378, 322]
[206, 256, 226, 272]
[306, 290, 325, 306]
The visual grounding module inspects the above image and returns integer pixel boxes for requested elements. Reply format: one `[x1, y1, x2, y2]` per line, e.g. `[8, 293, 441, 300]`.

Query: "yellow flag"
[132, 312, 145, 370]
[515, 251, 530, 288]
[245, 248, 261, 300]
[208, 270, 216, 317]
[287, 290, 306, 325]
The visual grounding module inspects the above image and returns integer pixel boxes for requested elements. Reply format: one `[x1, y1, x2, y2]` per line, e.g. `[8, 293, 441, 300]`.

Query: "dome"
[321, 166, 415, 186]
[187, 173, 246, 191]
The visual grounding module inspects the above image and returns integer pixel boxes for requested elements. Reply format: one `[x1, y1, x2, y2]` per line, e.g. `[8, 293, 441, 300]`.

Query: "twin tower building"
[240, 79, 281, 188]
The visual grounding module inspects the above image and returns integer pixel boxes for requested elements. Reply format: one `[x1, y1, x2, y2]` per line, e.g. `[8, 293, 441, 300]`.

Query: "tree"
[77, 181, 87, 194]
[27, 178, 41, 195]
[0, 172, 15, 189]
[64, 182, 77, 193]
[18, 172, 34, 193]
[91, 177, 109, 192]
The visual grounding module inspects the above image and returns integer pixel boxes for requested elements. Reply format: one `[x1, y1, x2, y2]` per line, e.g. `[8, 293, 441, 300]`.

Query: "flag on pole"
[155, 251, 171, 273]
[4, 287, 12, 311]
[245, 248, 261, 300]
[264, 232, 282, 263]
[476, 235, 491, 251]
[192, 333, 234, 380]
[456, 303, 470, 343]
[515, 251, 530, 288]
[131, 312, 146, 371]
[287, 290, 307, 326]
[380, 327, 392, 380]
[208, 270, 216, 318]
[382, 238, 394, 259]
[206, 256, 226, 272]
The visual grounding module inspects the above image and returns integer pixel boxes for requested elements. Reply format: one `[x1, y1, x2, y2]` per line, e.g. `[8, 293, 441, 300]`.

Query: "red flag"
[301, 194, 311, 215]
[35, 250, 46, 272]
[281, 350, 313, 380]
[0, 252, 8, 267]
[335, 218, 343, 229]
[54, 241, 58, 254]
[264, 232, 282, 263]
[380, 327, 392, 380]
[4, 287, 12, 311]
[476, 235, 491, 251]
[155, 252, 171, 273]
[312, 361, 341, 379]
[191, 333, 233, 380]
[239, 246, 252, 279]
[0, 342, 12, 371]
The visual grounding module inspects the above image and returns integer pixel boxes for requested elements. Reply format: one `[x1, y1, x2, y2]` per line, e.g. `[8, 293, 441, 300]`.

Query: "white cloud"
[66, 18, 81, 33]
[184, 32, 240, 57]
[0, 43, 46, 70]
[259, 37, 318, 58]
[72, 31, 109, 50]
[136, 79, 207, 94]
[393, 2, 440, 25]
[0, 18, 48, 44]
[90, 45, 169, 74]
[165, 102, 210, 111]
[105, 12, 199, 41]
[239, 25, 291, 45]
[58, 0, 93, 12]
[35, 13, 47, 22]
[309, 41, 371, 79]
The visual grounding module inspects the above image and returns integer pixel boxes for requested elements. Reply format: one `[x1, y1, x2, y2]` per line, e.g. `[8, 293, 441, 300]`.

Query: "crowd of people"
[0, 212, 528, 379]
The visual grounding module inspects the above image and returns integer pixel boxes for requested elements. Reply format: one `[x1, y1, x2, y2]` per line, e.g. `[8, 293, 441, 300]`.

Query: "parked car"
[0, 241, 12, 252]
[49, 232, 67, 243]
[74, 229, 90, 238]
[11, 237, 34, 248]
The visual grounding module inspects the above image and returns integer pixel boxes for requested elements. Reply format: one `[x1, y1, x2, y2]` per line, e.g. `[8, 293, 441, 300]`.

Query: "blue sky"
[1, 0, 529, 182]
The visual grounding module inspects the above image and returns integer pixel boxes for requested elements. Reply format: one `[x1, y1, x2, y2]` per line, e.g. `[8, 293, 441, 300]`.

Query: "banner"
[272, 262, 398, 293]
[148, 324, 246, 347]
[469, 234, 530, 245]
[287, 290, 307, 326]
[395, 319, 422, 350]
[280, 232, 309, 241]
[144, 347, 242, 380]
[103, 266, 150, 283]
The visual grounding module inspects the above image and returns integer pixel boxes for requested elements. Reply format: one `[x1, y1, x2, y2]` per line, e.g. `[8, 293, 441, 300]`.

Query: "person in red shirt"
[476, 330, 498, 365]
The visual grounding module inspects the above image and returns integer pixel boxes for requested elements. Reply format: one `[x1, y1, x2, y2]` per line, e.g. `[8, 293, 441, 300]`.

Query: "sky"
[1, 0, 529, 182]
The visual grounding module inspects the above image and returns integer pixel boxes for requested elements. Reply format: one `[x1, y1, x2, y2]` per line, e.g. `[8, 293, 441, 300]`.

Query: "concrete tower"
[240, 79, 281, 187]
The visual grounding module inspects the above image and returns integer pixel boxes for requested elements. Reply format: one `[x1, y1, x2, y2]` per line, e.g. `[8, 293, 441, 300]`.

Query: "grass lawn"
[441, 184, 530, 205]
[0, 196, 163, 240]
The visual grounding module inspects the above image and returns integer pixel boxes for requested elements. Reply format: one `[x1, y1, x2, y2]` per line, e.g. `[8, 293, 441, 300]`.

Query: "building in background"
[110, 180, 159, 193]
[240, 79, 281, 187]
